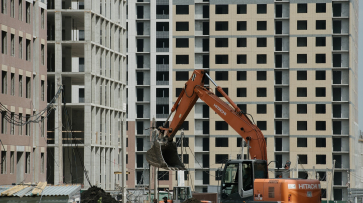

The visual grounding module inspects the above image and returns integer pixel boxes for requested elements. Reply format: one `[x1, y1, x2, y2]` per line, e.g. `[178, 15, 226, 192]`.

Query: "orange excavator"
[146, 70, 321, 202]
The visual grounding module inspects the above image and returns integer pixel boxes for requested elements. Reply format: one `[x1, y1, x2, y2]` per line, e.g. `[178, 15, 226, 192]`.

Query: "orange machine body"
[253, 179, 321, 202]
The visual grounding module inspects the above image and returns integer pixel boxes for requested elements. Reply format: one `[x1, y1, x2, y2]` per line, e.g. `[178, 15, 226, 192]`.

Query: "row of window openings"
[134, 118, 345, 133]
[202, 37, 346, 50]
[1, 112, 43, 136]
[173, 54, 334, 65]
[276, 154, 346, 167]
[174, 3, 343, 17]
[1, 32, 40, 62]
[176, 20, 343, 33]
[1, 0, 35, 25]
[175, 86, 345, 102]
[0, 152, 43, 175]
[176, 70, 344, 83]
[138, 3, 342, 18]
[176, 21, 267, 32]
[178, 3, 339, 16]
[277, 137, 346, 150]
[1, 72, 38, 99]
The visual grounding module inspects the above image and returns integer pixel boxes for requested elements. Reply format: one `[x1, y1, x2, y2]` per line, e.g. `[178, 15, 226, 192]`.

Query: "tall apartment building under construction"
[126, 0, 361, 201]
[46, 0, 127, 190]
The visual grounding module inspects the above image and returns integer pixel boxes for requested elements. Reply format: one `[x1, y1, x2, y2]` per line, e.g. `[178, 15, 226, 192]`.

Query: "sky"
[359, 0, 363, 131]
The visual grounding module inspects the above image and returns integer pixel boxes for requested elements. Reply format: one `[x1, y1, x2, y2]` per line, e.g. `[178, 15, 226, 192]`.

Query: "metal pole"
[205, 73, 218, 87]
[296, 156, 299, 178]
[246, 140, 250, 159]
[241, 139, 244, 160]
[313, 166, 315, 180]
[154, 167, 158, 201]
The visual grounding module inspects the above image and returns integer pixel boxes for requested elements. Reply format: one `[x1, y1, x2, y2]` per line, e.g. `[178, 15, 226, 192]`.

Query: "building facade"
[0, 0, 48, 184]
[127, 0, 361, 201]
[46, 0, 127, 190]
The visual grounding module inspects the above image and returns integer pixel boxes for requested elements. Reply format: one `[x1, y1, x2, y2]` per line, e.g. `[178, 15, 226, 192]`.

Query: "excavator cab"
[220, 160, 268, 202]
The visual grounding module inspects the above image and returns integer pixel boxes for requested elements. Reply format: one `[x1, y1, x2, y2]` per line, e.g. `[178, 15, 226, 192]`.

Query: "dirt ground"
[81, 186, 118, 203]
[182, 198, 202, 203]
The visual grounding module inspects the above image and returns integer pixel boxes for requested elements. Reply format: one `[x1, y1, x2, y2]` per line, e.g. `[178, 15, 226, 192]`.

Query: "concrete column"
[84, 104, 92, 187]
[85, 73, 91, 103]
[111, 148, 115, 190]
[55, 0, 62, 10]
[54, 75, 63, 185]
[96, 147, 100, 185]
[84, 12, 92, 42]
[101, 148, 105, 188]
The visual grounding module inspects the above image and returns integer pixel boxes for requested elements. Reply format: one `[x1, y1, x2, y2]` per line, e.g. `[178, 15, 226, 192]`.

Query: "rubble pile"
[81, 186, 118, 203]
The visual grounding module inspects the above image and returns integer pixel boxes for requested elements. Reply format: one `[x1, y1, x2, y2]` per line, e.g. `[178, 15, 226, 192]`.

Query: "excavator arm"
[146, 70, 267, 170]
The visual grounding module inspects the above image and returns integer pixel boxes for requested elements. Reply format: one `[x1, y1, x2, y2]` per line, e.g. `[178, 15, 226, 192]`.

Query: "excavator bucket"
[146, 140, 186, 171]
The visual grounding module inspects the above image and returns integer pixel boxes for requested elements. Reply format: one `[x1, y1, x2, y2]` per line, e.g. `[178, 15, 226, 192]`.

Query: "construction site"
[0, 0, 363, 202]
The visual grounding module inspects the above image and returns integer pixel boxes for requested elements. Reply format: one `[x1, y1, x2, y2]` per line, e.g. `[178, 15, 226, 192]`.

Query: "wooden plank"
[32, 182, 47, 196]
[1, 185, 29, 196]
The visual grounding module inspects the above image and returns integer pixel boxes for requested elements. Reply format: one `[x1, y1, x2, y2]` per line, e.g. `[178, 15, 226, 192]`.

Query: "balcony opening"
[333, 104, 341, 118]
[333, 20, 341, 33]
[333, 3, 342, 17]
[275, 38, 282, 51]
[333, 88, 341, 101]
[203, 38, 209, 51]
[275, 71, 282, 84]
[275, 104, 282, 118]
[333, 37, 341, 50]
[137, 22, 144, 35]
[203, 22, 209, 35]
[201, 138, 209, 151]
[275, 88, 282, 101]
[333, 138, 341, 151]
[137, 105, 143, 118]
[333, 121, 341, 134]
[136, 154, 143, 168]
[137, 6, 144, 19]
[275, 121, 282, 134]
[137, 72, 144, 85]
[137, 39, 144, 52]
[333, 54, 341, 67]
[275, 155, 282, 168]
[137, 55, 144, 68]
[333, 155, 342, 168]
[275, 55, 282, 68]
[137, 121, 143, 134]
[203, 121, 209, 134]
[275, 138, 282, 151]
[203, 5, 209, 18]
[275, 21, 282, 34]
[137, 138, 144, 151]
[202, 154, 209, 168]
[203, 55, 209, 68]
[137, 88, 143, 101]
[275, 4, 282, 17]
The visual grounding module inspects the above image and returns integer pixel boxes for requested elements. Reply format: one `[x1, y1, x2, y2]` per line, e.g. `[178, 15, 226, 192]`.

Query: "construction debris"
[81, 186, 117, 203]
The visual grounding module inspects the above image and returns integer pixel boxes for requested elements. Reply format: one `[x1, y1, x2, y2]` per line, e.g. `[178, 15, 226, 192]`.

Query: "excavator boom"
[146, 70, 267, 170]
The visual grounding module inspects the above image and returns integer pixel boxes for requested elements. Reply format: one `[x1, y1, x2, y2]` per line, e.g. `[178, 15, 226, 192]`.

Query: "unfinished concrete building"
[46, 0, 127, 190]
